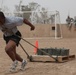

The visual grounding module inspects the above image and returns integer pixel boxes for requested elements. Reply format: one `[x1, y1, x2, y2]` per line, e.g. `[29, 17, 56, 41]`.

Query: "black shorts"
[3, 31, 22, 46]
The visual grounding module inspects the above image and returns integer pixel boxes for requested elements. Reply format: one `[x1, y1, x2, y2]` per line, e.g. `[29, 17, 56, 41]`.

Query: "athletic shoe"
[9, 60, 18, 72]
[20, 60, 27, 70]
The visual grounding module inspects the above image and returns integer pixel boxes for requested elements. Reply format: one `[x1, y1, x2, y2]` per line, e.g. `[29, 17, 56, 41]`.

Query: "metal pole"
[19, 43, 32, 61]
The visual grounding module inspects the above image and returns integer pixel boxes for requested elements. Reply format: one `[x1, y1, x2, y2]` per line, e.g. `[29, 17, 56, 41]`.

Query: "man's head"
[0, 11, 5, 25]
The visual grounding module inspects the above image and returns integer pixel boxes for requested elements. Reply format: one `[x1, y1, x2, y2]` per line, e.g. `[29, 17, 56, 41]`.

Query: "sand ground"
[0, 37, 76, 75]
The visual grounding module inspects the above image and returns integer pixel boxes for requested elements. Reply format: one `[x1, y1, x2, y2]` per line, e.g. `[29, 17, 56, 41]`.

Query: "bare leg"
[5, 40, 16, 61]
[5, 40, 23, 62]
[13, 47, 23, 62]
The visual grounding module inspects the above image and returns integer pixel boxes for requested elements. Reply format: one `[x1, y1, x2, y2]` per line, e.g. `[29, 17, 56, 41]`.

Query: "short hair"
[0, 11, 5, 18]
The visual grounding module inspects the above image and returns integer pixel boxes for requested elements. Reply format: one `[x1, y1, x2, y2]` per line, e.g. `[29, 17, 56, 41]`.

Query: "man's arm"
[23, 18, 35, 30]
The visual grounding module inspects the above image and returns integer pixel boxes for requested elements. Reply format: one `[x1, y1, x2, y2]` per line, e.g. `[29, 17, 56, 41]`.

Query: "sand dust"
[0, 37, 76, 75]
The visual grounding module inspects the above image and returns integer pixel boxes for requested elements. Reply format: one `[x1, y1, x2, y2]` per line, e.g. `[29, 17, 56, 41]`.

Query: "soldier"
[0, 11, 35, 72]
[66, 16, 74, 30]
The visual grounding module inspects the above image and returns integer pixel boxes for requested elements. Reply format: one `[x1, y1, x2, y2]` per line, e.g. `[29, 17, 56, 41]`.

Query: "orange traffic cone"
[34, 40, 38, 54]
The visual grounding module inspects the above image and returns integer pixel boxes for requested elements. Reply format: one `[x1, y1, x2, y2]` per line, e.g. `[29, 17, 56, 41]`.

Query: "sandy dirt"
[0, 37, 76, 75]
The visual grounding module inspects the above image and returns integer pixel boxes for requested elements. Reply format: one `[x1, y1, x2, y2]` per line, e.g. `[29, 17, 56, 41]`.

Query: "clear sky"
[0, 0, 76, 23]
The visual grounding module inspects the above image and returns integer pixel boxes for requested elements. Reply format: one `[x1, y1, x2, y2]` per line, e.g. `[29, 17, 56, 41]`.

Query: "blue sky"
[0, 0, 76, 23]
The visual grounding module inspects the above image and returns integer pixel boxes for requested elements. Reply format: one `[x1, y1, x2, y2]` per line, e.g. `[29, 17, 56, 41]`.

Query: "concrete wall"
[0, 24, 76, 38]
[18, 24, 76, 38]
[61, 24, 76, 38]
[18, 24, 55, 38]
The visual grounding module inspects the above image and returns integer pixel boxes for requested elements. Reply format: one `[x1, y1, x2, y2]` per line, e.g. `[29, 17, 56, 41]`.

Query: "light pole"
[0, 0, 4, 11]
[19, 0, 22, 11]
